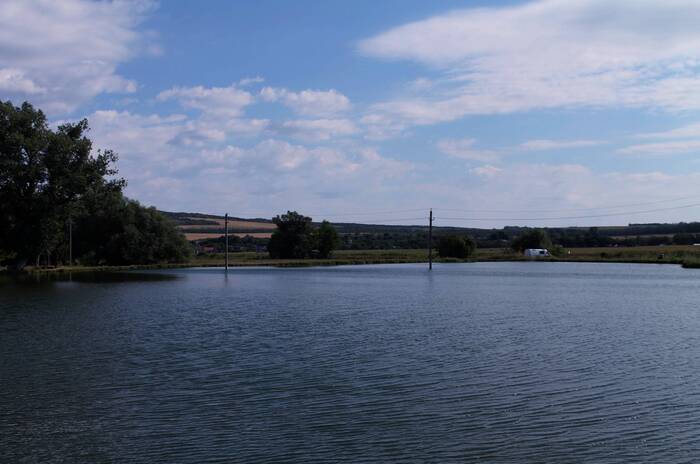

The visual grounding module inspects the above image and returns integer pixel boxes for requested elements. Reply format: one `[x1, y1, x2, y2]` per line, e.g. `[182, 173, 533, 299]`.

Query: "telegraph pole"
[225, 213, 229, 271]
[68, 216, 73, 267]
[428, 208, 433, 270]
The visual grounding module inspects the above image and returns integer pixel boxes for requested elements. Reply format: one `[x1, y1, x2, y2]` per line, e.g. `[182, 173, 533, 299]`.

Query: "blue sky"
[4, 0, 700, 227]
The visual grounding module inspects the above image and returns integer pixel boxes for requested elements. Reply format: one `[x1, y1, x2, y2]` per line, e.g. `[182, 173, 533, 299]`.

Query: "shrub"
[437, 235, 476, 259]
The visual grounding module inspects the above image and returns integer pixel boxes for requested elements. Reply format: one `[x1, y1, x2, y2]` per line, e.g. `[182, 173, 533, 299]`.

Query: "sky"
[4, 0, 700, 227]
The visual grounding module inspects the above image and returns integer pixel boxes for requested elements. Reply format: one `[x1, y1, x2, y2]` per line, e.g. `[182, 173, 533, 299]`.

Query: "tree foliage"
[511, 229, 552, 252]
[268, 211, 314, 259]
[437, 235, 476, 259]
[0, 101, 190, 269]
[268, 212, 340, 259]
[316, 220, 340, 258]
[72, 189, 191, 265]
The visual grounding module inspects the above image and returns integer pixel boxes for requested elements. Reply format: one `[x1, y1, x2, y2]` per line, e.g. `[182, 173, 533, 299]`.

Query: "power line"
[214, 194, 700, 225]
[335, 217, 428, 223]
[225, 194, 700, 220]
[436, 202, 700, 222]
[308, 208, 428, 218]
[220, 208, 428, 220]
[433, 194, 700, 214]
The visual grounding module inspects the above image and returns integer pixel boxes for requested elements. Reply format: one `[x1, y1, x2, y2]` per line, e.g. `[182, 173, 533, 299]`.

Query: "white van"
[524, 248, 550, 257]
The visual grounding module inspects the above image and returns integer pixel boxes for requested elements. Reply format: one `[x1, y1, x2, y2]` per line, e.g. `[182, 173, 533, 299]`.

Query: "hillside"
[161, 212, 275, 241]
[163, 211, 700, 250]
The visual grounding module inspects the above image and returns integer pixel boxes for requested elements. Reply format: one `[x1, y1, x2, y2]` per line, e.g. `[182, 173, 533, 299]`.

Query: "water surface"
[2, 262, 700, 463]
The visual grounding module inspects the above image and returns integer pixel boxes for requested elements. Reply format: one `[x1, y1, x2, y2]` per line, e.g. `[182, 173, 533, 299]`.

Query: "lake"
[2, 262, 700, 462]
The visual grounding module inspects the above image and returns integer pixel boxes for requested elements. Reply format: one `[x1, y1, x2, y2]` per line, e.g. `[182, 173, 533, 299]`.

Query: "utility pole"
[225, 213, 229, 271]
[68, 216, 73, 267]
[428, 208, 433, 270]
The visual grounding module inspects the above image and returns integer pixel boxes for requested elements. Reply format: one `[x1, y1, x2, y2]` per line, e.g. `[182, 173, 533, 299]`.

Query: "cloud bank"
[360, 0, 700, 128]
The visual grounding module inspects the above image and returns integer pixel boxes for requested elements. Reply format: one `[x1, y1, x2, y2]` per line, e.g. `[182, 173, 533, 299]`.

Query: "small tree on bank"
[316, 220, 340, 258]
[438, 235, 476, 259]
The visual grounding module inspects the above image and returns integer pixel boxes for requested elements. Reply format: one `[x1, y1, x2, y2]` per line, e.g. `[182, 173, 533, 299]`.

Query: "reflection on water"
[0, 270, 180, 286]
[2, 262, 700, 462]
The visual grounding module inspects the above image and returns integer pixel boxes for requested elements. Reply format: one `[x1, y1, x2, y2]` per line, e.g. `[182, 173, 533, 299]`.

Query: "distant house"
[194, 244, 216, 255]
[524, 248, 550, 258]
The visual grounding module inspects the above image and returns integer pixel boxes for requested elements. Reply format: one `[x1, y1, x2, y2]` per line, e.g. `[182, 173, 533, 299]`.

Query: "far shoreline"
[7, 250, 700, 276]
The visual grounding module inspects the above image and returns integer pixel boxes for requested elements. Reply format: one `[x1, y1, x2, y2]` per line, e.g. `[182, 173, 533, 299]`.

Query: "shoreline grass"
[8, 245, 700, 274]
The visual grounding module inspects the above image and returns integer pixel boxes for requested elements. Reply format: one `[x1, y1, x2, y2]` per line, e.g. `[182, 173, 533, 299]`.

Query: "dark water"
[2, 262, 700, 463]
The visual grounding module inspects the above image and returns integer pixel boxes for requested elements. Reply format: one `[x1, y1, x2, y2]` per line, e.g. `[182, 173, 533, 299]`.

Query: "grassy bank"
[190, 246, 700, 267]
[12, 245, 700, 274]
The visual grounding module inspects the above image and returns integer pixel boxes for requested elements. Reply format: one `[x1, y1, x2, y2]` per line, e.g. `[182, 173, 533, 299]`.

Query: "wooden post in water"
[68, 216, 72, 267]
[225, 213, 229, 271]
[428, 208, 433, 270]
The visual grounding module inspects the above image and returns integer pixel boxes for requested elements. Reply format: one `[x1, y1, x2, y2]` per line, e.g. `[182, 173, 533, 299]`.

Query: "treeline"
[193, 226, 696, 256]
[0, 101, 191, 270]
[331, 225, 700, 250]
[340, 231, 432, 250]
[549, 229, 697, 247]
[606, 223, 700, 237]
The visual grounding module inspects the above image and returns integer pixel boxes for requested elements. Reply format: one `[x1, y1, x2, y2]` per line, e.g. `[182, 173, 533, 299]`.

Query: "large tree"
[0, 101, 190, 270]
[268, 212, 340, 259]
[0, 101, 123, 269]
[268, 211, 314, 259]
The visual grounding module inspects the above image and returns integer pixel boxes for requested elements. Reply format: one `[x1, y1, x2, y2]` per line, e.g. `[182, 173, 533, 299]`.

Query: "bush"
[437, 235, 476, 259]
[316, 220, 339, 258]
[73, 191, 191, 265]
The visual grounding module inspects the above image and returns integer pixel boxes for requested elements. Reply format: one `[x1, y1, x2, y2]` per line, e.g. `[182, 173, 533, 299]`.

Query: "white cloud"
[360, 113, 408, 140]
[437, 138, 500, 162]
[157, 84, 254, 118]
[260, 87, 351, 116]
[153, 84, 268, 144]
[0, 0, 155, 113]
[618, 140, 700, 156]
[87, 110, 186, 161]
[620, 120, 700, 155]
[82, 107, 413, 214]
[518, 139, 604, 151]
[470, 165, 502, 177]
[637, 122, 700, 139]
[82, 109, 700, 226]
[0, 68, 45, 94]
[238, 76, 265, 86]
[281, 118, 358, 141]
[359, 0, 700, 128]
[426, 163, 700, 227]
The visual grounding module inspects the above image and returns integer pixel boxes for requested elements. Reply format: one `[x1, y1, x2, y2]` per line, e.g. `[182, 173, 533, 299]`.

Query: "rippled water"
[2, 262, 700, 462]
